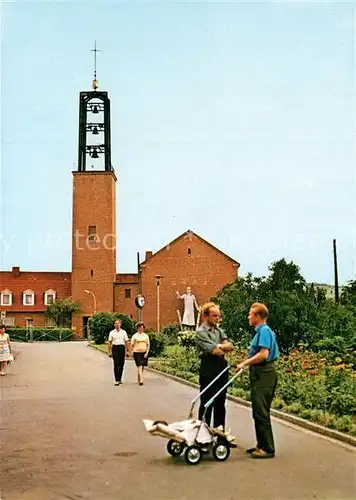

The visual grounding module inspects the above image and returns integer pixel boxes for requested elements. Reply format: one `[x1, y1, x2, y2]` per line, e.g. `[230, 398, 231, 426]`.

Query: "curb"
[147, 367, 356, 448]
[88, 345, 356, 448]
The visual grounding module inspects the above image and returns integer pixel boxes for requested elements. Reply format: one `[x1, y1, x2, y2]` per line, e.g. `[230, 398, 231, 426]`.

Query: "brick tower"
[71, 45, 117, 337]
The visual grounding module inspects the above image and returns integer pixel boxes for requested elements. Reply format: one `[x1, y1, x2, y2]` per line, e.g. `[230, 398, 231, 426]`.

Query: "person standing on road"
[236, 302, 279, 459]
[195, 302, 234, 432]
[131, 322, 150, 386]
[0, 325, 13, 376]
[108, 319, 130, 386]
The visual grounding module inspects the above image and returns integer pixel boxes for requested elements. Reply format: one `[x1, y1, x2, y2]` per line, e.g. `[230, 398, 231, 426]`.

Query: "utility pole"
[155, 275, 162, 332]
[333, 239, 339, 303]
[137, 252, 142, 321]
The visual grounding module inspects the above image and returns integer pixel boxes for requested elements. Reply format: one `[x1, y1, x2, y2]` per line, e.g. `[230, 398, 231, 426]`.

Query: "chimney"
[12, 266, 20, 276]
[145, 251, 153, 261]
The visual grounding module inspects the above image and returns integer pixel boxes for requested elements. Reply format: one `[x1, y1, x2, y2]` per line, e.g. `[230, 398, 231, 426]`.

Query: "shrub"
[89, 312, 134, 344]
[89, 313, 115, 344]
[148, 332, 165, 357]
[162, 323, 181, 345]
[6, 328, 73, 342]
[177, 331, 197, 349]
[113, 313, 134, 337]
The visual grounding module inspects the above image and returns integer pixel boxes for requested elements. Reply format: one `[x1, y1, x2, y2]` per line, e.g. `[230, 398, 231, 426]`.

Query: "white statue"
[176, 287, 200, 329]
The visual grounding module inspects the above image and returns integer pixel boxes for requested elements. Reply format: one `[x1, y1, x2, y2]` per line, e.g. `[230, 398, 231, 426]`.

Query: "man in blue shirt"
[237, 302, 279, 458]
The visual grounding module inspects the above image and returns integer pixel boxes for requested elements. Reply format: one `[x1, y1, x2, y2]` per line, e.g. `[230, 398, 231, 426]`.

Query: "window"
[44, 289, 56, 306]
[125, 288, 131, 299]
[23, 290, 35, 306]
[26, 318, 33, 328]
[91, 269, 94, 277]
[0, 290, 12, 306]
[4, 317, 15, 327]
[187, 247, 191, 256]
[88, 225, 98, 243]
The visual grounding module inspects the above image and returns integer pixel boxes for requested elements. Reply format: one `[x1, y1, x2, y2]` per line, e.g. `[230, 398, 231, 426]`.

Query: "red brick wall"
[0, 268, 72, 327]
[4, 312, 47, 328]
[140, 232, 239, 330]
[0, 270, 71, 309]
[71, 171, 117, 335]
[114, 283, 139, 321]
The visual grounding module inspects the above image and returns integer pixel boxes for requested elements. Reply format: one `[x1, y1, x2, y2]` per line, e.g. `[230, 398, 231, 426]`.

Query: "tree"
[213, 259, 356, 354]
[213, 273, 260, 347]
[340, 280, 356, 306]
[44, 297, 81, 328]
[215, 260, 319, 353]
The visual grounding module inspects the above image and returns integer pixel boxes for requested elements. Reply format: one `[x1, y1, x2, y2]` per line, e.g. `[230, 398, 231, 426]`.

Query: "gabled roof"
[140, 229, 240, 267]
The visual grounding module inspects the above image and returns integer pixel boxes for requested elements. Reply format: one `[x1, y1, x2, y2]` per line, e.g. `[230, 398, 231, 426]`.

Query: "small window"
[0, 290, 12, 306]
[23, 290, 35, 306]
[44, 290, 56, 306]
[88, 225, 98, 243]
[91, 269, 94, 277]
[4, 317, 15, 327]
[187, 248, 191, 256]
[125, 288, 131, 299]
[26, 318, 33, 328]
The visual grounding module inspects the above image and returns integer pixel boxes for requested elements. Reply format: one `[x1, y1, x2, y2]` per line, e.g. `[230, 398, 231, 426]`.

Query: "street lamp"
[84, 289, 97, 342]
[85, 289, 97, 313]
[155, 275, 162, 332]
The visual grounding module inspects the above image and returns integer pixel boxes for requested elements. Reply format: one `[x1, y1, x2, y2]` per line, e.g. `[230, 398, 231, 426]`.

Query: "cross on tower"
[91, 40, 101, 90]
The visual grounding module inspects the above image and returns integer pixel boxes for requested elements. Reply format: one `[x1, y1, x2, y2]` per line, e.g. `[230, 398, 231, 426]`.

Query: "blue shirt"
[248, 324, 279, 363]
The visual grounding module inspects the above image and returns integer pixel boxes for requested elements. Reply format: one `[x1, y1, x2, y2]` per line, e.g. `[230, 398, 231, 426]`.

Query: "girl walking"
[131, 322, 150, 386]
[0, 325, 13, 376]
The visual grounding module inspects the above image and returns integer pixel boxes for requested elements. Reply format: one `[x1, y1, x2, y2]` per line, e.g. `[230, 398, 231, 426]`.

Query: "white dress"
[181, 294, 197, 326]
[0, 333, 11, 362]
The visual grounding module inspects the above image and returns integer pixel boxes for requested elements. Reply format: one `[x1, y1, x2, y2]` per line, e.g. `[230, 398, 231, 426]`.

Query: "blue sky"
[1, 0, 355, 285]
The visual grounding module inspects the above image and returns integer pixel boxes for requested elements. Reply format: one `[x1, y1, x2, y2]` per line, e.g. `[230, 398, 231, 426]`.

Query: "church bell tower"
[71, 42, 117, 336]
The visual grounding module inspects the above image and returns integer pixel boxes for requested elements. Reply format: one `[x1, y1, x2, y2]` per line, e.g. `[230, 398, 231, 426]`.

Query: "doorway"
[82, 316, 90, 339]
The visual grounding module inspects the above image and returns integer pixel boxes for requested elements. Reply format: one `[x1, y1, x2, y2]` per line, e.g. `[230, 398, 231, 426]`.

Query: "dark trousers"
[198, 374, 228, 429]
[112, 345, 126, 382]
[250, 363, 278, 454]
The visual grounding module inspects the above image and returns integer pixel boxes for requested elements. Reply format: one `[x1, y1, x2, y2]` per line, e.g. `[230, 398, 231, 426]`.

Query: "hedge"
[6, 328, 73, 342]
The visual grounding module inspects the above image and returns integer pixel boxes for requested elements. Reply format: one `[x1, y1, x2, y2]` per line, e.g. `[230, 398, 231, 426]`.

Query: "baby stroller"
[143, 367, 243, 465]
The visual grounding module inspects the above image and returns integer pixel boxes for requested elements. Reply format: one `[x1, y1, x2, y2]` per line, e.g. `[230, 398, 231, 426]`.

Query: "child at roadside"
[131, 322, 150, 386]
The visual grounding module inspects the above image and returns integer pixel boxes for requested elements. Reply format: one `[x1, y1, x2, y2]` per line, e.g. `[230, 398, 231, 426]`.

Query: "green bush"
[148, 332, 165, 357]
[6, 328, 73, 342]
[113, 313, 135, 337]
[161, 323, 181, 345]
[89, 313, 115, 344]
[177, 330, 197, 349]
[89, 312, 134, 344]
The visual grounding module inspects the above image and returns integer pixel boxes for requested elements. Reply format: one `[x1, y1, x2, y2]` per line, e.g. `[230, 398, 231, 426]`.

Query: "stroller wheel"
[184, 445, 202, 465]
[153, 420, 168, 426]
[212, 442, 230, 462]
[167, 439, 184, 457]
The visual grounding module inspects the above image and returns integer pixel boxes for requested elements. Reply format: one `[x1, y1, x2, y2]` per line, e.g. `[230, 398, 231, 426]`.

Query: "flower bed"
[150, 345, 356, 436]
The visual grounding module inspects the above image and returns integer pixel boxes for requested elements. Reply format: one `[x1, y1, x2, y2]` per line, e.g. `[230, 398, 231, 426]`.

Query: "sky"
[1, 0, 355, 285]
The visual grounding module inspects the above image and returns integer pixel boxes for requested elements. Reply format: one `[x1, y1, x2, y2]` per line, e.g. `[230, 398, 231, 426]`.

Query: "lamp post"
[155, 275, 162, 332]
[84, 289, 96, 341]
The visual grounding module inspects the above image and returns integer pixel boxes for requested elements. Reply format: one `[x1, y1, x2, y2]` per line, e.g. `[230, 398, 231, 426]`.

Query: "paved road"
[0, 342, 355, 500]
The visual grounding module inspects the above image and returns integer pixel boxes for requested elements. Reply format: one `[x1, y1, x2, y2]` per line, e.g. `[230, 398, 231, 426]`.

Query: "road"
[0, 342, 355, 500]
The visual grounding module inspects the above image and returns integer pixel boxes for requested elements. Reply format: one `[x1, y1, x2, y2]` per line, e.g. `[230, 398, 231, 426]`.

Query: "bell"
[91, 149, 99, 159]
[92, 126, 99, 135]
[92, 105, 99, 114]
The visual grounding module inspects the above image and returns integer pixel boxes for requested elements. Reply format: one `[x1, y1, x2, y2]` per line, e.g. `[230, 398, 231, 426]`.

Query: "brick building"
[0, 80, 239, 334]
